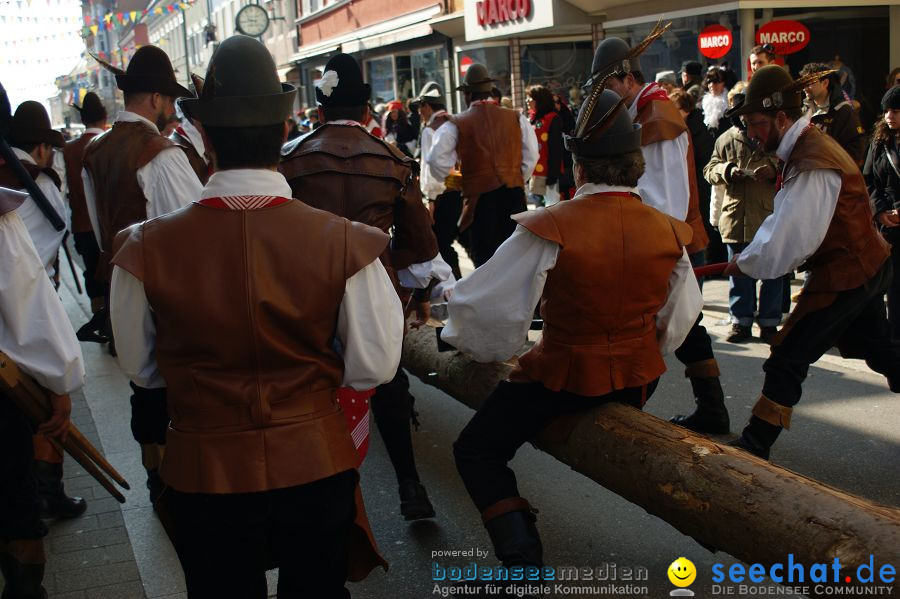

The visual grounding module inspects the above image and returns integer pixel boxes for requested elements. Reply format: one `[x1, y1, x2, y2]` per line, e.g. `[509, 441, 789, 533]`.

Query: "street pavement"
[6, 252, 898, 598]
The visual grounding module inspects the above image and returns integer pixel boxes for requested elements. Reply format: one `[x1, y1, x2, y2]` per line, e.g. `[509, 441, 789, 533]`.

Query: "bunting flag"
[77, 0, 195, 37]
[130, 11, 138, 21]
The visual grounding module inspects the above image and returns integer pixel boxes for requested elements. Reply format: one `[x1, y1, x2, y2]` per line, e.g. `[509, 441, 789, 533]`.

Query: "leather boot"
[399, 479, 435, 521]
[0, 546, 47, 599]
[728, 416, 783, 460]
[670, 376, 730, 434]
[32, 461, 86, 520]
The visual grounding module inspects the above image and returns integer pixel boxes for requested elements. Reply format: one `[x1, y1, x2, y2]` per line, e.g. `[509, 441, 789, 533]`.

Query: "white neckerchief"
[114, 110, 159, 134]
[571, 183, 639, 201]
[777, 116, 812, 162]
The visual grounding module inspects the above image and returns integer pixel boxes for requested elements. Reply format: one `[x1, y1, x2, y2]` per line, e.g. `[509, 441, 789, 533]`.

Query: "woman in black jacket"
[864, 86, 900, 337]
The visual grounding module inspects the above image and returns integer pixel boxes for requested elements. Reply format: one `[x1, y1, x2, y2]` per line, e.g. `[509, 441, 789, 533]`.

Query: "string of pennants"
[80, 0, 195, 37]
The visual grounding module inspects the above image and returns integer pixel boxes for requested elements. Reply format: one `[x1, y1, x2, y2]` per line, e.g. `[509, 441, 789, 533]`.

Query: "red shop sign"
[460, 55, 473, 76]
[698, 24, 733, 59]
[476, 0, 531, 27]
[755, 20, 811, 55]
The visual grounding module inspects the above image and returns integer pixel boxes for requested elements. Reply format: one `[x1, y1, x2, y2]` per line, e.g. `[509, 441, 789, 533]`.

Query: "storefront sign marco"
[698, 24, 732, 59]
[476, 0, 531, 26]
[464, 0, 555, 41]
[755, 20, 811, 55]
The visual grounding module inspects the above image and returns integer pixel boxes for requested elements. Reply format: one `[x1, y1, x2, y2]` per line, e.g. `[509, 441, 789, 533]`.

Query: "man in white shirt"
[587, 27, 730, 436]
[0, 187, 85, 599]
[0, 101, 67, 280]
[427, 63, 539, 267]
[417, 81, 463, 280]
[723, 65, 900, 459]
[110, 36, 401, 596]
[441, 89, 701, 595]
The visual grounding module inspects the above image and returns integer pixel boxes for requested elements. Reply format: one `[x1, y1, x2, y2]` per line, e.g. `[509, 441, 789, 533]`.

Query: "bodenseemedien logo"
[668, 557, 697, 596]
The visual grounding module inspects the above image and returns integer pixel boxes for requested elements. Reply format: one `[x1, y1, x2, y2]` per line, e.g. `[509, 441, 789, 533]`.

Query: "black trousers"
[454, 380, 656, 512]
[887, 241, 900, 340]
[72, 231, 104, 300]
[432, 190, 463, 280]
[0, 400, 45, 542]
[673, 313, 716, 367]
[167, 470, 357, 599]
[470, 186, 527, 267]
[371, 368, 420, 485]
[763, 261, 900, 408]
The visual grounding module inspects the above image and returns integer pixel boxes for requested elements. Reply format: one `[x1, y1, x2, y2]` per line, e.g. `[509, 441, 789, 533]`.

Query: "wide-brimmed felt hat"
[564, 87, 641, 158]
[180, 35, 296, 127]
[94, 45, 191, 98]
[584, 22, 671, 90]
[9, 101, 65, 148]
[415, 81, 444, 106]
[316, 53, 370, 108]
[456, 64, 496, 93]
[681, 61, 702, 77]
[725, 65, 836, 118]
[72, 92, 107, 124]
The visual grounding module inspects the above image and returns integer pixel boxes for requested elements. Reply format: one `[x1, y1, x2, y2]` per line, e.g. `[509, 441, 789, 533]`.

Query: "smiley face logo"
[668, 557, 697, 587]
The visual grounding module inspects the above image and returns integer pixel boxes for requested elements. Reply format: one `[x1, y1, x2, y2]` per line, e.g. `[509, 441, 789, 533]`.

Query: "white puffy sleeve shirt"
[10, 148, 67, 278]
[0, 210, 84, 394]
[441, 183, 702, 362]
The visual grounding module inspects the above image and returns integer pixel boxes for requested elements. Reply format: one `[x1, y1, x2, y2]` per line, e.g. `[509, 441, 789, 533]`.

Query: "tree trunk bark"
[402, 325, 900, 595]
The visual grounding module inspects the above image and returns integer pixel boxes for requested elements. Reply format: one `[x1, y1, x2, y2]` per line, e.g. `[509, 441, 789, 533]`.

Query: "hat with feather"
[583, 22, 671, 91]
[564, 86, 642, 158]
[316, 53, 370, 108]
[724, 65, 838, 118]
[92, 45, 191, 98]
[179, 35, 296, 127]
[71, 91, 107, 124]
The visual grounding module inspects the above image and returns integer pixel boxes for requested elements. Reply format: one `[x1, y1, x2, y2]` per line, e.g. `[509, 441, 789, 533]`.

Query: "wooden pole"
[402, 325, 900, 593]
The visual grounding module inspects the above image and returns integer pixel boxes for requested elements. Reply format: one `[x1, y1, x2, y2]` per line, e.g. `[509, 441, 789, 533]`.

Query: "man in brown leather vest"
[586, 27, 731, 437]
[279, 53, 442, 522]
[723, 65, 900, 459]
[64, 92, 108, 338]
[1, 185, 85, 599]
[441, 88, 702, 596]
[110, 36, 402, 597]
[82, 45, 200, 503]
[427, 63, 539, 267]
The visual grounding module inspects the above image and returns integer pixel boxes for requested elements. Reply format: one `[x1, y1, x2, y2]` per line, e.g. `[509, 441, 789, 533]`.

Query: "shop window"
[606, 12, 742, 84]
[366, 56, 395, 104]
[457, 46, 511, 98]
[395, 55, 413, 100]
[412, 47, 446, 99]
[520, 41, 592, 104]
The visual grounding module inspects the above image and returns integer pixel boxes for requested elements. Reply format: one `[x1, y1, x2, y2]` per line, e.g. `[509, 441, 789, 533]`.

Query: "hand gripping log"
[0, 351, 130, 503]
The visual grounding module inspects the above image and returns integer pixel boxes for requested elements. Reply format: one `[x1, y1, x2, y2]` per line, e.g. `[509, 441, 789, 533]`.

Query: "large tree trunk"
[403, 325, 900, 594]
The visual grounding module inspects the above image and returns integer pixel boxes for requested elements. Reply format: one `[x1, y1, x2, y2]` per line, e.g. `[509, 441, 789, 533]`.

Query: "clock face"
[236, 4, 269, 37]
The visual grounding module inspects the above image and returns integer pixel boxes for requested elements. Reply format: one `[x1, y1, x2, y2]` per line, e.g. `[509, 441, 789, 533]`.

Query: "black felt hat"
[564, 88, 642, 158]
[681, 61, 703, 77]
[72, 92, 107, 124]
[882, 85, 900, 112]
[415, 81, 444, 106]
[9, 101, 65, 148]
[179, 35, 296, 127]
[725, 65, 833, 118]
[316, 53, 370, 108]
[584, 22, 670, 90]
[95, 45, 191, 98]
[456, 64, 496, 93]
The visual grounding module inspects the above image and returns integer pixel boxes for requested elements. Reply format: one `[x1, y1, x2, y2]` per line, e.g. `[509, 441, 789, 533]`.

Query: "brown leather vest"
[512, 193, 692, 396]
[279, 123, 438, 287]
[63, 131, 98, 234]
[0, 160, 61, 192]
[635, 98, 709, 254]
[83, 120, 173, 281]
[452, 102, 524, 199]
[111, 200, 389, 579]
[788, 126, 890, 292]
[169, 129, 209, 185]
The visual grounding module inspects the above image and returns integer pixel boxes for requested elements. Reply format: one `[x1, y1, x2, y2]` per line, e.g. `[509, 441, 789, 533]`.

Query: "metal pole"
[181, 9, 191, 86]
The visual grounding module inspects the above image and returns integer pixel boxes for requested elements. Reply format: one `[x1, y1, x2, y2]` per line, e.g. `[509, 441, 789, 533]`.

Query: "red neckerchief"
[636, 83, 670, 112]
[470, 99, 500, 107]
[197, 196, 292, 210]
[776, 122, 816, 192]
